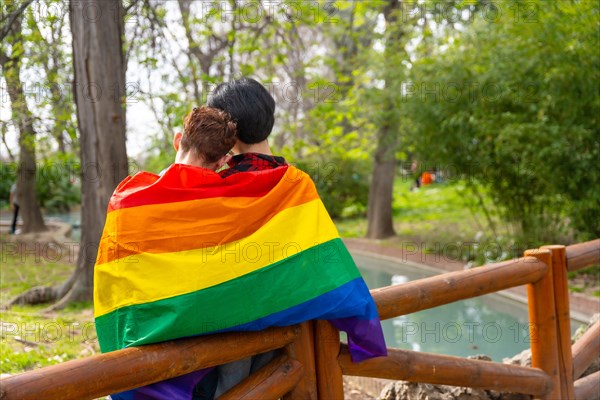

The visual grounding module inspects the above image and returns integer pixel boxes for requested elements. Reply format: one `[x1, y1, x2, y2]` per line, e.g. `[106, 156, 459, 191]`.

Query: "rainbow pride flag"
[94, 164, 386, 399]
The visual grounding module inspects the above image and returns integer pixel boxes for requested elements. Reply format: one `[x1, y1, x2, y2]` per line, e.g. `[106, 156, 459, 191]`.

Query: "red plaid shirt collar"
[219, 152, 287, 178]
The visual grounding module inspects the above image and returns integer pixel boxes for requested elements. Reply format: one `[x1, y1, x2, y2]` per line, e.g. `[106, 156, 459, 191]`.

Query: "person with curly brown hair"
[172, 106, 237, 171]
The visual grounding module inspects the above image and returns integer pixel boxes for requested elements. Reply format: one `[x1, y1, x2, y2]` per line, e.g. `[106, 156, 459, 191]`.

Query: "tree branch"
[0, 0, 33, 42]
[1, 122, 16, 161]
[124, 0, 141, 14]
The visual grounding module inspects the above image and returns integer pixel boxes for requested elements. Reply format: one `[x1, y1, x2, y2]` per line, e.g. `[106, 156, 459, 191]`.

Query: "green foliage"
[293, 157, 371, 219]
[0, 155, 80, 212]
[34, 154, 80, 213]
[568, 264, 600, 280]
[406, 0, 600, 242]
[336, 178, 529, 265]
[143, 146, 176, 175]
[0, 165, 16, 209]
[391, 179, 518, 265]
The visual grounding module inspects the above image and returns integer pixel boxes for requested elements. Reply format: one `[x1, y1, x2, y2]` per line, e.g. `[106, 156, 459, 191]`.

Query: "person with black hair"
[207, 78, 287, 178]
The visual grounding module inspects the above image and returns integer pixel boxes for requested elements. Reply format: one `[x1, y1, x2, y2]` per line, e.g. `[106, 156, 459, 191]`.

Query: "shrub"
[294, 157, 371, 219]
[35, 154, 81, 212]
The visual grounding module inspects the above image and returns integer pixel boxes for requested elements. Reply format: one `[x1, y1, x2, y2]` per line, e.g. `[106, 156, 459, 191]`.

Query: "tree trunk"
[0, 10, 47, 234]
[58, 0, 129, 304]
[15, 114, 46, 234]
[366, 129, 397, 239]
[3, 0, 128, 309]
[366, 0, 401, 239]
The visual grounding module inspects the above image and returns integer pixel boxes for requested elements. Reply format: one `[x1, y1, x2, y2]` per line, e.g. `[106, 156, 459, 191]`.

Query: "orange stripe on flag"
[96, 173, 318, 265]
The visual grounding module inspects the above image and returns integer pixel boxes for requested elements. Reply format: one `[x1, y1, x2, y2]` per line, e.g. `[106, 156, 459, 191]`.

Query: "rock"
[572, 313, 600, 343]
[581, 357, 600, 378]
[573, 314, 600, 378]
[468, 354, 492, 362]
[502, 348, 531, 367]
[377, 380, 531, 400]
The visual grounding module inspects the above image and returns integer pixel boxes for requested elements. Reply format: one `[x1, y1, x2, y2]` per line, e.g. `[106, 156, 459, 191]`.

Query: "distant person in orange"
[421, 171, 434, 185]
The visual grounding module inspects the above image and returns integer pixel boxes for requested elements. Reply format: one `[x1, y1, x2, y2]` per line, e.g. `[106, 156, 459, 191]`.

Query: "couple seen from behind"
[94, 78, 387, 400]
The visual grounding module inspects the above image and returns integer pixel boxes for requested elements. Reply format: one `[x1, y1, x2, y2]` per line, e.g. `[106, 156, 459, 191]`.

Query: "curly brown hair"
[181, 106, 237, 164]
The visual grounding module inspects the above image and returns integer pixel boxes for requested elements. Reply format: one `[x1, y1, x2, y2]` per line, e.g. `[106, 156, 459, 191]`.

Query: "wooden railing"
[1, 239, 598, 400]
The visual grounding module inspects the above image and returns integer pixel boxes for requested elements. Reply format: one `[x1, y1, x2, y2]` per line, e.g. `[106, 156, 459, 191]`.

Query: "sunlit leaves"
[406, 0, 599, 241]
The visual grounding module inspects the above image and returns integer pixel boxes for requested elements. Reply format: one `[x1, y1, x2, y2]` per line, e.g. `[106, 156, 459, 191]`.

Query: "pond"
[354, 252, 585, 361]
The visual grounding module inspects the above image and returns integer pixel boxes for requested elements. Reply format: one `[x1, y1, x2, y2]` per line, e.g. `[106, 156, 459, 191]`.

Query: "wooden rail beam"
[572, 320, 600, 380]
[573, 370, 600, 400]
[371, 256, 548, 320]
[0, 326, 300, 400]
[339, 345, 553, 396]
[566, 239, 600, 272]
[525, 248, 561, 400]
[314, 321, 344, 400]
[542, 245, 574, 398]
[218, 355, 303, 400]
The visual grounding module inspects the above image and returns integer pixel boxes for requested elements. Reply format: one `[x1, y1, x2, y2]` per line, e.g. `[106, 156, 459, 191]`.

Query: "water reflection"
[45, 210, 81, 242]
[354, 252, 583, 361]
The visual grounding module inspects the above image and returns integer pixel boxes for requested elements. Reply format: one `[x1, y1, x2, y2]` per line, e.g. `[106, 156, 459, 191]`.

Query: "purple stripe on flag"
[111, 367, 214, 400]
[330, 317, 388, 362]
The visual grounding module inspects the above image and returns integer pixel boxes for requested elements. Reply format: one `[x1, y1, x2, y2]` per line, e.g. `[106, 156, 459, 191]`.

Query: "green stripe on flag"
[95, 238, 360, 352]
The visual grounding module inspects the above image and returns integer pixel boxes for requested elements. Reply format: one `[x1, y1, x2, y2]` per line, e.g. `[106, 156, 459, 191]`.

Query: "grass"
[0, 304, 97, 373]
[0, 254, 76, 305]
[0, 248, 99, 375]
[336, 179, 599, 293]
[336, 178, 507, 265]
[568, 265, 600, 298]
[391, 179, 486, 244]
[338, 179, 491, 241]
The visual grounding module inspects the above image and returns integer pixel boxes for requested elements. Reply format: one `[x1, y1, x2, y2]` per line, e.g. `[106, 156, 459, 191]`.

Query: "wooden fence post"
[314, 320, 344, 399]
[282, 321, 318, 400]
[542, 245, 574, 399]
[525, 248, 561, 399]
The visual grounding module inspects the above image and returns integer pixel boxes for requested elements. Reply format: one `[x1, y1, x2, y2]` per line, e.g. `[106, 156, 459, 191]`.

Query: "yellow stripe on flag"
[94, 199, 339, 317]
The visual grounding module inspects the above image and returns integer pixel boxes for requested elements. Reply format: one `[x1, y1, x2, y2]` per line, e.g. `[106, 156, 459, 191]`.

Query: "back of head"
[181, 106, 237, 164]
[207, 78, 275, 145]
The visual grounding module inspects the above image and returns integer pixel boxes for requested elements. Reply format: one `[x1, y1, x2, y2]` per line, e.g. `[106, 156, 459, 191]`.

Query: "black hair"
[207, 78, 275, 144]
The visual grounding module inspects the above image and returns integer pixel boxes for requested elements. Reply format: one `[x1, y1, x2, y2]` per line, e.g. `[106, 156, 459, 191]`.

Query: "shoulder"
[218, 153, 288, 178]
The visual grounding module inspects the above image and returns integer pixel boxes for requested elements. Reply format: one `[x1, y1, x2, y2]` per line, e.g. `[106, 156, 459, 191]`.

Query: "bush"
[1, 154, 81, 212]
[406, 0, 599, 241]
[293, 157, 371, 219]
[0, 162, 17, 209]
[142, 147, 176, 175]
[35, 154, 81, 212]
